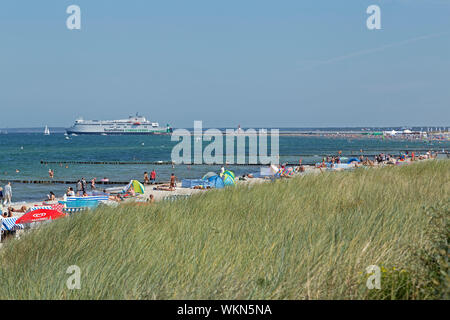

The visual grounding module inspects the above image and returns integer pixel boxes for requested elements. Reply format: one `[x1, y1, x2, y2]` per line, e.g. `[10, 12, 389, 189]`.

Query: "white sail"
[44, 125, 50, 135]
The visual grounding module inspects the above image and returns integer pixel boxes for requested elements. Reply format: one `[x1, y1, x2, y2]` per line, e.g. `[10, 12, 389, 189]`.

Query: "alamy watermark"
[65, 4, 380, 32]
[171, 121, 279, 165]
[66, 265, 81, 290]
[366, 265, 381, 290]
[66, 5, 81, 30]
[65, 4, 381, 31]
[367, 5, 381, 30]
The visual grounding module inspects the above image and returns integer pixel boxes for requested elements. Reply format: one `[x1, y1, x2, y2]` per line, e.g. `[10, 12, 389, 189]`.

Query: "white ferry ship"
[66, 114, 173, 135]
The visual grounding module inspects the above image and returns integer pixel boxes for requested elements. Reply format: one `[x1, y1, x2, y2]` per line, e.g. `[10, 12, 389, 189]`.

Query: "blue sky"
[0, 0, 449, 128]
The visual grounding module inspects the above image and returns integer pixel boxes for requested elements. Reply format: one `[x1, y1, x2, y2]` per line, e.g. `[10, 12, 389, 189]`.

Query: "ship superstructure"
[66, 114, 172, 135]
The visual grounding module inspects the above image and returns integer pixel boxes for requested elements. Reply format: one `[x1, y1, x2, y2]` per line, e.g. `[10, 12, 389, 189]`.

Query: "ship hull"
[66, 114, 172, 135]
[66, 130, 171, 135]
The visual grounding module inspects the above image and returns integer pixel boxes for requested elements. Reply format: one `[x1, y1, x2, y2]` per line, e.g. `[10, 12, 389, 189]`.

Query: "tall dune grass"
[0, 160, 448, 299]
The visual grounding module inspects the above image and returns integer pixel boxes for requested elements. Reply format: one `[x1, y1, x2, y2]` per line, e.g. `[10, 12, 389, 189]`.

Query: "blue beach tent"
[347, 158, 360, 163]
[207, 175, 225, 189]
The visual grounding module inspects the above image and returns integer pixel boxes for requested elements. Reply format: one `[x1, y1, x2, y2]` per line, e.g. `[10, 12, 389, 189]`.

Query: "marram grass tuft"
[0, 160, 448, 299]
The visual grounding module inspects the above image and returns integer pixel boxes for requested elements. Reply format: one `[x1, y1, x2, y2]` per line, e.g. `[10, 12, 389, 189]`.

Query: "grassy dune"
[0, 160, 448, 299]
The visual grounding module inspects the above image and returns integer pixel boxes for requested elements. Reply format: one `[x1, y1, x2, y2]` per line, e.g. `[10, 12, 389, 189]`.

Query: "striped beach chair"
[1, 217, 24, 232]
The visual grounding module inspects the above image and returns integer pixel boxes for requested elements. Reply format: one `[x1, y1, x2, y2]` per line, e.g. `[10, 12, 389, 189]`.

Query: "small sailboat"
[44, 125, 50, 135]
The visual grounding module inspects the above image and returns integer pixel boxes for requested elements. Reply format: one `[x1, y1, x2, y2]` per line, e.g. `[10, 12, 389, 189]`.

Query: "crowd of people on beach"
[0, 148, 445, 219]
[314, 149, 438, 169]
[0, 147, 446, 245]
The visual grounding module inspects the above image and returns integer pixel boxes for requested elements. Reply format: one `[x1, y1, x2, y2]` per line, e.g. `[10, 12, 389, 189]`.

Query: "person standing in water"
[0, 187, 3, 212]
[91, 178, 96, 190]
[76, 180, 83, 196]
[150, 169, 156, 185]
[81, 178, 87, 194]
[3, 182, 12, 206]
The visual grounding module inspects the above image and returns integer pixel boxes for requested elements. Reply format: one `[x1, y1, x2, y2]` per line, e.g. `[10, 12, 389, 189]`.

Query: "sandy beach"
[3, 177, 269, 218]
[2, 154, 434, 219]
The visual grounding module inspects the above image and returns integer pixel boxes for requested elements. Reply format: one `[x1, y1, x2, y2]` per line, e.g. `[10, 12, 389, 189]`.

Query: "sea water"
[0, 132, 447, 203]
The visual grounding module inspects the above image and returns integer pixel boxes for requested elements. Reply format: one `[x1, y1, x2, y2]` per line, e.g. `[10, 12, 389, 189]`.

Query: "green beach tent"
[222, 170, 235, 180]
[123, 180, 145, 194]
[221, 170, 236, 186]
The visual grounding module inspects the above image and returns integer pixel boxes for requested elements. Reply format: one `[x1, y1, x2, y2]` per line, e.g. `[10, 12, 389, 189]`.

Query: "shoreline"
[2, 156, 437, 219]
[2, 177, 270, 218]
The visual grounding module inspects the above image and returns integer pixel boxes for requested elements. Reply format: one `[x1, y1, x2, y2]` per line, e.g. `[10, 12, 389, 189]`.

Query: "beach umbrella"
[16, 208, 65, 224]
